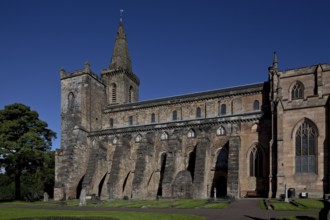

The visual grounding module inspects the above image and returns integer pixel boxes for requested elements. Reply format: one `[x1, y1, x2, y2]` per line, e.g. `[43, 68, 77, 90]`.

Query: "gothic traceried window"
[196, 107, 201, 118]
[292, 82, 304, 100]
[253, 100, 260, 111]
[249, 146, 263, 177]
[111, 84, 117, 103]
[216, 126, 225, 136]
[161, 132, 168, 140]
[295, 121, 317, 173]
[220, 104, 226, 115]
[187, 129, 195, 138]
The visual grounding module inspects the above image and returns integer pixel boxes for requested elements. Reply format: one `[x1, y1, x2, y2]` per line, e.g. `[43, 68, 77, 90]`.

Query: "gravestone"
[43, 192, 49, 202]
[79, 189, 86, 206]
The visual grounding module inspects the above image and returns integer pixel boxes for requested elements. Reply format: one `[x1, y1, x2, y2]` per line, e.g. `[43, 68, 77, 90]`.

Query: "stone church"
[54, 19, 330, 200]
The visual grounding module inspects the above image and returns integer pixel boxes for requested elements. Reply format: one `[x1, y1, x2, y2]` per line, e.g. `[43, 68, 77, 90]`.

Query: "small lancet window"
[196, 107, 201, 118]
[110, 118, 114, 128]
[253, 100, 260, 111]
[111, 83, 117, 103]
[187, 129, 195, 138]
[172, 110, 177, 121]
[129, 116, 133, 126]
[151, 113, 156, 123]
[161, 132, 168, 140]
[216, 126, 225, 136]
[220, 104, 226, 115]
[292, 82, 304, 100]
[135, 134, 142, 143]
[68, 92, 75, 111]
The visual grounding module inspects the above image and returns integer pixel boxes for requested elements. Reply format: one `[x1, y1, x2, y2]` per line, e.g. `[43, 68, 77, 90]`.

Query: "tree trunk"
[15, 172, 21, 200]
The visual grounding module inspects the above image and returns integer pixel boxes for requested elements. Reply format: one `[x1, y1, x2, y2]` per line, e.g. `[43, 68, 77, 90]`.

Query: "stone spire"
[109, 14, 132, 72]
[273, 51, 278, 69]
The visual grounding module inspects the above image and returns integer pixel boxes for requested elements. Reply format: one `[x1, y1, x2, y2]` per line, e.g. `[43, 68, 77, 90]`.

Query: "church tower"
[101, 17, 140, 105]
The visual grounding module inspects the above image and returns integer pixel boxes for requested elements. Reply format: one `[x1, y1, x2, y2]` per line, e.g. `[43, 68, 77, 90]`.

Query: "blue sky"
[1, 0, 330, 150]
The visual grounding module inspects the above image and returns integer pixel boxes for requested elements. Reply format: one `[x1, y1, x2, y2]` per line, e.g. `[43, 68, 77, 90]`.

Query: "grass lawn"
[0, 207, 204, 220]
[58, 199, 229, 209]
[261, 198, 323, 212]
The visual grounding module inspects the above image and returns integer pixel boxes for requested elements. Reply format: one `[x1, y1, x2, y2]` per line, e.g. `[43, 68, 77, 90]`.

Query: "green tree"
[0, 103, 56, 199]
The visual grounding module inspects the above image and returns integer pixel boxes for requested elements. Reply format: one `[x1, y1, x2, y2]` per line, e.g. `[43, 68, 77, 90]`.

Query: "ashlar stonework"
[54, 20, 330, 200]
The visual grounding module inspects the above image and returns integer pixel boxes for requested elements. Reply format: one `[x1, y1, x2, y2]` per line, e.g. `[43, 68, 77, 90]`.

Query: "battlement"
[60, 62, 104, 85]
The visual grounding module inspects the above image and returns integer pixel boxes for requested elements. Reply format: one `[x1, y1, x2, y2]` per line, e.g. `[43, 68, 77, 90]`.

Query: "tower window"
[151, 113, 156, 123]
[129, 86, 133, 103]
[295, 121, 316, 173]
[196, 107, 201, 118]
[220, 104, 226, 115]
[110, 118, 114, 128]
[172, 110, 177, 121]
[129, 116, 133, 126]
[292, 82, 304, 100]
[68, 92, 75, 111]
[253, 100, 260, 111]
[111, 84, 117, 103]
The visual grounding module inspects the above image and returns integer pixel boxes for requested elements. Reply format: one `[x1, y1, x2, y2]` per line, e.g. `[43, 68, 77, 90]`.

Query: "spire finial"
[273, 51, 278, 69]
[120, 9, 124, 22]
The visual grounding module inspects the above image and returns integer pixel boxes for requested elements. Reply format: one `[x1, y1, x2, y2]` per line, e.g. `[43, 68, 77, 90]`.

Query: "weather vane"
[120, 9, 124, 22]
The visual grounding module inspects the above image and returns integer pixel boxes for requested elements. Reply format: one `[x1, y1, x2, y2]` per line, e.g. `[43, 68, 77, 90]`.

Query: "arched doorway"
[211, 143, 228, 198]
[187, 146, 197, 181]
[98, 173, 107, 198]
[76, 175, 85, 199]
[157, 153, 167, 197]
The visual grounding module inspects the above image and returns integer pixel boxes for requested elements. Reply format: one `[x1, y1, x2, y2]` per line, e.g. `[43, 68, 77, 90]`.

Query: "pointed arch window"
[253, 100, 260, 111]
[292, 82, 304, 100]
[129, 116, 133, 126]
[151, 113, 156, 123]
[295, 121, 316, 173]
[187, 129, 195, 138]
[68, 92, 75, 111]
[113, 136, 118, 145]
[111, 83, 117, 103]
[196, 107, 201, 118]
[216, 126, 225, 136]
[129, 86, 133, 103]
[135, 134, 142, 143]
[249, 146, 263, 177]
[220, 104, 226, 115]
[161, 132, 168, 140]
[172, 110, 177, 121]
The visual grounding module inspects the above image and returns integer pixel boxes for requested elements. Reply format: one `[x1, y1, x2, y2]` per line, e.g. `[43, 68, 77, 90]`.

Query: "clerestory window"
[292, 82, 304, 100]
[196, 107, 201, 118]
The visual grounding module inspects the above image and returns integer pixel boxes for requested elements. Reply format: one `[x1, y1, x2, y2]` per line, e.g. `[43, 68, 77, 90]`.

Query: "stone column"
[227, 136, 240, 198]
